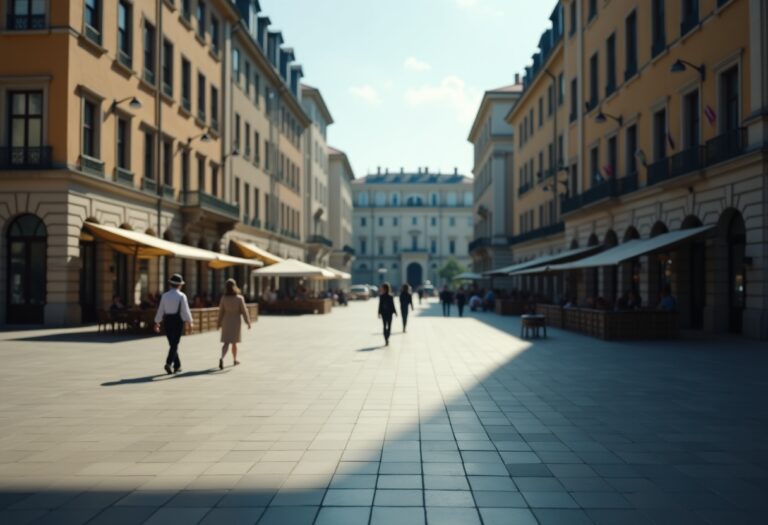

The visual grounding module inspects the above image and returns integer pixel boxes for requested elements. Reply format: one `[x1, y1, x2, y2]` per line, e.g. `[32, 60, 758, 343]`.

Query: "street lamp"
[670, 59, 706, 81]
[187, 133, 211, 146]
[111, 96, 141, 112]
[595, 111, 623, 126]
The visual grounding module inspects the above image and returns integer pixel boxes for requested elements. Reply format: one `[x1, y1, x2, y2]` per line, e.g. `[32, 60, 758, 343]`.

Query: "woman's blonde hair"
[225, 279, 241, 296]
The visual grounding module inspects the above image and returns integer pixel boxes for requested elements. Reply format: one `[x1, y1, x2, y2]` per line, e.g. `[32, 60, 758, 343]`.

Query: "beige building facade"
[328, 147, 355, 278]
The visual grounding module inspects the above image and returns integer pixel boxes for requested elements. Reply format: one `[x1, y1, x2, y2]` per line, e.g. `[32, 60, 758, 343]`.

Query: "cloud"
[404, 57, 431, 73]
[405, 75, 481, 124]
[349, 85, 382, 105]
[455, 0, 479, 7]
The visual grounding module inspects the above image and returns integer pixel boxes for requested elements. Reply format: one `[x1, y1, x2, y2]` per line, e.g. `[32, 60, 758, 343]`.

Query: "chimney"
[417, 167, 421, 174]
[400, 167, 404, 174]
[385, 168, 389, 174]
[424, 166, 429, 174]
[454, 167, 458, 175]
[515, 73, 521, 85]
[377, 166, 381, 175]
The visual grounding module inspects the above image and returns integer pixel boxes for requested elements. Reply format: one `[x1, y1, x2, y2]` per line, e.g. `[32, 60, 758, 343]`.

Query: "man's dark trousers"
[442, 302, 451, 316]
[164, 316, 183, 370]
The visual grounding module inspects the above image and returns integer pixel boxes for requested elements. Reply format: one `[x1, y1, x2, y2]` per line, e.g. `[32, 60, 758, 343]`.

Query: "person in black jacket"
[378, 282, 398, 346]
[455, 288, 467, 317]
[399, 284, 414, 333]
[440, 286, 454, 317]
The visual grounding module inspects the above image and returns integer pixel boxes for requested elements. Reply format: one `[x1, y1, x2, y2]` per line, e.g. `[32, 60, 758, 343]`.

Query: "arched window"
[430, 192, 439, 206]
[446, 192, 457, 206]
[391, 193, 400, 206]
[374, 192, 386, 206]
[357, 192, 369, 206]
[463, 192, 473, 207]
[7, 214, 47, 324]
[406, 195, 423, 206]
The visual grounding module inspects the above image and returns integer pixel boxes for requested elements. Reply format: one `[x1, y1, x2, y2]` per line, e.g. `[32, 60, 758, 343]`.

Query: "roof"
[329, 146, 355, 181]
[352, 172, 471, 185]
[468, 83, 523, 141]
[301, 84, 334, 125]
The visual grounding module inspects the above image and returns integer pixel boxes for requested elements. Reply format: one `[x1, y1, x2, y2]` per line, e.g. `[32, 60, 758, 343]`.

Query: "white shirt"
[154, 288, 193, 323]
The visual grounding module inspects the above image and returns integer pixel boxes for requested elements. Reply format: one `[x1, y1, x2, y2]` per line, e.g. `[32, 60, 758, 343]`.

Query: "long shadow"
[101, 368, 227, 386]
[4, 301, 768, 525]
[8, 330, 158, 344]
[356, 346, 382, 352]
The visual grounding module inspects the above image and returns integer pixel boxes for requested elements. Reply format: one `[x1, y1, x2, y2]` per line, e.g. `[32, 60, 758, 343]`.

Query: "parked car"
[349, 285, 371, 300]
[422, 283, 435, 297]
[367, 284, 380, 298]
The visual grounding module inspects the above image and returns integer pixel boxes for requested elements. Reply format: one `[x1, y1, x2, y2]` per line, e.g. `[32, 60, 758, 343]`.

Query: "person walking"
[399, 284, 414, 333]
[217, 279, 252, 369]
[378, 282, 397, 346]
[440, 286, 453, 317]
[417, 287, 424, 305]
[154, 274, 193, 375]
[456, 288, 467, 317]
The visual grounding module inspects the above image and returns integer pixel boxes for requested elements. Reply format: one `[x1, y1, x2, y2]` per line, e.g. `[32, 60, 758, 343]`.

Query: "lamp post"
[670, 59, 706, 81]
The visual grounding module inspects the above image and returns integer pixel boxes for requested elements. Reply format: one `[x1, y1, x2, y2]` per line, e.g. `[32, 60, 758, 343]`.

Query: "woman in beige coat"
[217, 279, 251, 369]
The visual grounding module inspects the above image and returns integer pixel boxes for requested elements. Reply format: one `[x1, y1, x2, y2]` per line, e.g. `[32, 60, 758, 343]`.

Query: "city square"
[1, 301, 767, 525]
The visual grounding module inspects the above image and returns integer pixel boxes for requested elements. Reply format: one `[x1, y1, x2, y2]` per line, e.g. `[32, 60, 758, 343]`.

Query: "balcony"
[705, 127, 746, 167]
[250, 217, 261, 228]
[680, 14, 699, 36]
[162, 82, 172, 98]
[307, 234, 333, 247]
[669, 145, 705, 178]
[509, 222, 565, 245]
[162, 184, 175, 200]
[469, 237, 491, 253]
[561, 172, 639, 214]
[183, 190, 239, 221]
[0, 146, 52, 169]
[7, 14, 47, 30]
[117, 50, 132, 69]
[518, 182, 532, 197]
[646, 158, 669, 186]
[141, 177, 157, 194]
[114, 167, 134, 187]
[80, 155, 104, 177]
[83, 23, 101, 46]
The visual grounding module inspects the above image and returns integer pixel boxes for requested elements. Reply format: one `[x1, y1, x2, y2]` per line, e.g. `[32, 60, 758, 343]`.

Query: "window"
[254, 131, 260, 164]
[210, 165, 218, 196]
[196, 1, 206, 40]
[197, 155, 205, 191]
[411, 235, 418, 250]
[360, 238, 367, 255]
[570, 78, 577, 122]
[197, 73, 206, 122]
[143, 22, 156, 84]
[84, 0, 102, 44]
[653, 108, 667, 161]
[589, 145, 600, 186]
[232, 48, 241, 83]
[681, 0, 699, 35]
[538, 97, 543, 126]
[557, 135, 564, 167]
[430, 239, 437, 254]
[446, 192, 457, 206]
[254, 73, 261, 106]
[529, 109, 534, 134]
[244, 122, 251, 157]
[162, 139, 173, 187]
[181, 58, 191, 110]
[588, 52, 598, 109]
[626, 124, 638, 176]
[547, 85, 553, 116]
[449, 217, 456, 227]
[651, 0, 666, 57]
[144, 131, 155, 180]
[244, 183, 250, 217]
[569, 163, 578, 197]
[82, 99, 97, 158]
[9, 91, 44, 161]
[245, 61, 251, 95]
[8, 0, 47, 30]
[378, 239, 384, 256]
[588, 0, 597, 21]
[254, 188, 260, 219]
[378, 217, 383, 227]
[431, 217, 437, 226]
[449, 240, 456, 255]
[558, 73, 565, 105]
[210, 86, 218, 130]
[393, 217, 399, 226]
[360, 217, 367, 227]
[606, 34, 616, 96]
[411, 217, 417, 226]
[569, 0, 576, 35]
[607, 136, 617, 179]
[181, 149, 189, 196]
[720, 66, 739, 132]
[393, 239, 399, 254]
[117, 1, 132, 67]
[181, 0, 191, 20]
[116, 117, 129, 169]
[162, 39, 173, 97]
[683, 90, 700, 148]
[625, 11, 638, 80]
[210, 15, 219, 53]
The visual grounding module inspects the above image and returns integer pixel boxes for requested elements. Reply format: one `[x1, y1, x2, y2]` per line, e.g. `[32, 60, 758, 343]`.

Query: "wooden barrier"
[186, 303, 259, 335]
[536, 304, 679, 340]
[494, 299, 528, 316]
[263, 298, 333, 315]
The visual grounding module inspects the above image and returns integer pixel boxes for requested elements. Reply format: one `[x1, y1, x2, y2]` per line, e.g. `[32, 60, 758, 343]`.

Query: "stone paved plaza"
[0, 299, 767, 525]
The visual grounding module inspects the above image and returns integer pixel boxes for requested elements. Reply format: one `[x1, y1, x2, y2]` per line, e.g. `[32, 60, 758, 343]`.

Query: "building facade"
[468, 82, 523, 282]
[352, 170, 474, 288]
[0, 0, 353, 326]
[497, 0, 768, 339]
[328, 147, 355, 277]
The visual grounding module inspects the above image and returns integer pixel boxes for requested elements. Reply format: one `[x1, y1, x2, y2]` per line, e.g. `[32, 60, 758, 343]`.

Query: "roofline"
[468, 88, 522, 142]
[505, 39, 564, 124]
[301, 84, 335, 125]
[329, 148, 354, 181]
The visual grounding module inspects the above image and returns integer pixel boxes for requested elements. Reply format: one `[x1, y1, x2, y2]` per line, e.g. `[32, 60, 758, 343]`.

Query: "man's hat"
[169, 274, 185, 285]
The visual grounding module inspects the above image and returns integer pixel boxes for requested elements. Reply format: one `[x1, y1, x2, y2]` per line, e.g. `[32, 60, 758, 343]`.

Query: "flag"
[667, 133, 676, 151]
[635, 149, 647, 166]
[602, 164, 614, 179]
[704, 105, 717, 125]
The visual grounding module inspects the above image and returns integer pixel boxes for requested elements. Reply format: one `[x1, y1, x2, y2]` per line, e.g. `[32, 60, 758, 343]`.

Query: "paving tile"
[479, 507, 538, 525]
[370, 506, 425, 525]
[513, 477, 564, 491]
[377, 475, 422, 489]
[467, 476, 516, 492]
[424, 490, 474, 507]
[143, 507, 210, 525]
[197, 507, 265, 525]
[322, 489, 374, 506]
[533, 509, 595, 525]
[522, 491, 580, 509]
[21, 508, 101, 525]
[314, 506, 371, 525]
[571, 491, 632, 509]
[331, 474, 377, 489]
[374, 489, 423, 506]
[426, 507, 480, 524]
[256, 506, 318, 525]
[472, 491, 527, 507]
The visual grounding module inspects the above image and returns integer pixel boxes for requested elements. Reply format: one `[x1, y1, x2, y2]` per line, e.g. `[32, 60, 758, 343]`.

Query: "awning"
[455, 272, 483, 280]
[326, 266, 351, 280]
[484, 245, 601, 276]
[231, 239, 284, 265]
[83, 222, 262, 269]
[546, 226, 713, 271]
[253, 258, 336, 280]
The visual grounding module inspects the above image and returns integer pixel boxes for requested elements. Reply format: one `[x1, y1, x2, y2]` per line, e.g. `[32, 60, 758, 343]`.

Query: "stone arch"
[623, 226, 640, 242]
[569, 239, 579, 249]
[650, 221, 668, 237]
[715, 208, 746, 334]
[6, 214, 47, 324]
[604, 230, 618, 247]
[119, 222, 133, 230]
[602, 230, 619, 301]
[681, 215, 703, 229]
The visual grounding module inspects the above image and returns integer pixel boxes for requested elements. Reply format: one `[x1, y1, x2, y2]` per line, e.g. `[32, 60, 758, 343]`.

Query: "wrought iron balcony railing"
[0, 146, 52, 169]
[705, 127, 746, 167]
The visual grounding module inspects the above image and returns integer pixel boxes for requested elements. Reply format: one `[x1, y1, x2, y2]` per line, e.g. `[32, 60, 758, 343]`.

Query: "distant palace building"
[352, 168, 473, 288]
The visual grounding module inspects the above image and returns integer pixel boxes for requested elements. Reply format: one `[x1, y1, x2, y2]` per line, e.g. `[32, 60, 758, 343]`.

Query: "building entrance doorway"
[727, 212, 746, 334]
[6, 214, 47, 324]
[406, 262, 423, 288]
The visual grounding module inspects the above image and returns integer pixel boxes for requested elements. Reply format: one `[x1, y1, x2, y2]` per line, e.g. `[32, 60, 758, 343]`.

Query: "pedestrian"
[154, 274, 193, 375]
[417, 286, 424, 305]
[378, 282, 397, 346]
[456, 288, 467, 317]
[217, 278, 252, 370]
[440, 286, 453, 317]
[399, 284, 414, 333]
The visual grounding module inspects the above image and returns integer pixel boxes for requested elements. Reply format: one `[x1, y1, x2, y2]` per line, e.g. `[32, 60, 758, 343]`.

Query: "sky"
[259, 0, 556, 179]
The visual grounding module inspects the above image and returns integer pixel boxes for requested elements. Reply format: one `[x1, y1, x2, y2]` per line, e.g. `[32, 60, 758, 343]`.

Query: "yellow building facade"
[499, 0, 767, 338]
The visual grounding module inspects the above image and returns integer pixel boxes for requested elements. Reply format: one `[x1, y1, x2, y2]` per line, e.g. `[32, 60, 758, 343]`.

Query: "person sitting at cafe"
[110, 295, 125, 311]
[657, 285, 677, 312]
[469, 293, 483, 312]
[483, 289, 495, 311]
[140, 294, 157, 310]
[627, 290, 642, 310]
[564, 296, 577, 309]
[192, 295, 205, 309]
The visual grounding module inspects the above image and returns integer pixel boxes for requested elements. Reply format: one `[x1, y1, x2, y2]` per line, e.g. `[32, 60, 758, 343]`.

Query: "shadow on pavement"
[8, 330, 157, 344]
[101, 368, 227, 386]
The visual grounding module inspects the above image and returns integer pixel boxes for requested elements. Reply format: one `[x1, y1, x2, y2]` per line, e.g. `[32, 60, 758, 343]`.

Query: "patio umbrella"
[253, 259, 336, 280]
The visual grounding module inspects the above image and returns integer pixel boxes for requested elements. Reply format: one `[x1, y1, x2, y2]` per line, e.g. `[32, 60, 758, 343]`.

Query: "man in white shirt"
[154, 274, 193, 374]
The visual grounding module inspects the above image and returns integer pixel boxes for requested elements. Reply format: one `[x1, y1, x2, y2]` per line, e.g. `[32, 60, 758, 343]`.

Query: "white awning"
[326, 266, 352, 280]
[484, 245, 601, 276]
[455, 272, 483, 280]
[253, 258, 337, 280]
[83, 222, 262, 269]
[546, 226, 713, 271]
[231, 239, 284, 265]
